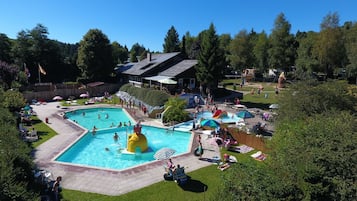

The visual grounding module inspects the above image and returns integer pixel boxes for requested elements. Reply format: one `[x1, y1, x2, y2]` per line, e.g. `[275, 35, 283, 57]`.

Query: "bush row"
[119, 84, 171, 106]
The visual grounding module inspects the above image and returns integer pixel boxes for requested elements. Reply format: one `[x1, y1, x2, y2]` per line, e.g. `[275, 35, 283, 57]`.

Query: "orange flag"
[38, 64, 46, 75]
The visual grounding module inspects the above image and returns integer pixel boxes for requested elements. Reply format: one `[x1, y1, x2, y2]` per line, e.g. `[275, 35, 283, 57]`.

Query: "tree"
[77, 29, 114, 82]
[229, 30, 255, 72]
[0, 61, 19, 90]
[129, 43, 146, 62]
[0, 33, 12, 63]
[313, 12, 346, 78]
[196, 23, 226, 89]
[180, 35, 187, 58]
[344, 22, 357, 83]
[252, 31, 269, 72]
[0, 105, 37, 201]
[11, 30, 33, 73]
[183, 32, 199, 59]
[219, 33, 232, 66]
[112, 41, 128, 64]
[163, 26, 180, 53]
[215, 80, 357, 200]
[295, 31, 319, 78]
[270, 110, 357, 200]
[1, 89, 26, 111]
[268, 13, 296, 71]
[12, 24, 65, 83]
[162, 97, 190, 123]
[59, 42, 80, 82]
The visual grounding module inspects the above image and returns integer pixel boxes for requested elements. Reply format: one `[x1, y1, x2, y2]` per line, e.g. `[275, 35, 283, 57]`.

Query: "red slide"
[212, 110, 222, 118]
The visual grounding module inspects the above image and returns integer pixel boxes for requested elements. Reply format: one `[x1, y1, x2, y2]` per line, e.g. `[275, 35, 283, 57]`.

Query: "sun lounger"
[23, 133, 39, 142]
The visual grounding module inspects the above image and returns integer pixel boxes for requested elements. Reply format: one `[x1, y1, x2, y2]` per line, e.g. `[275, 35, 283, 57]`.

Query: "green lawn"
[26, 116, 57, 148]
[223, 79, 282, 109]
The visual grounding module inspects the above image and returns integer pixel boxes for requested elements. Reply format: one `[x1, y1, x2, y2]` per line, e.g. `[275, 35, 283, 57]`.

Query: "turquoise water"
[196, 111, 243, 124]
[65, 107, 133, 130]
[57, 107, 191, 170]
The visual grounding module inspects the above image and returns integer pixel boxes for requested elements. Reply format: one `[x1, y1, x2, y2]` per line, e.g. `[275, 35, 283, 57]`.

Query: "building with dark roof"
[119, 52, 198, 94]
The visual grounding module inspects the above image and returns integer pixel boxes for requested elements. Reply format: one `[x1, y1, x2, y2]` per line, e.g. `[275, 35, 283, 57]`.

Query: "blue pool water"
[57, 108, 191, 170]
[196, 111, 243, 124]
[65, 107, 133, 130]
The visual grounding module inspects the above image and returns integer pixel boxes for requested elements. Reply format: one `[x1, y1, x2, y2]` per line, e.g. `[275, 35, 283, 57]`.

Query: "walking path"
[32, 102, 221, 196]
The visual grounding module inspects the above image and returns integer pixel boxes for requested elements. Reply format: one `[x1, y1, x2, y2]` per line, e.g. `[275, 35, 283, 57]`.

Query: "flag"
[38, 63, 46, 75]
[24, 63, 30, 78]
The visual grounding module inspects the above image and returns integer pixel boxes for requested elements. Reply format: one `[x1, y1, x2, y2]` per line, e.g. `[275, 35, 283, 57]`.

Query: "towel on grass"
[250, 151, 267, 161]
[228, 144, 254, 154]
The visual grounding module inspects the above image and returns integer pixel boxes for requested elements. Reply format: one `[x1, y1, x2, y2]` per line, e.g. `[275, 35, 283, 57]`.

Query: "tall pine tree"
[268, 13, 296, 72]
[163, 26, 180, 53]
[196, 23, 225, 89]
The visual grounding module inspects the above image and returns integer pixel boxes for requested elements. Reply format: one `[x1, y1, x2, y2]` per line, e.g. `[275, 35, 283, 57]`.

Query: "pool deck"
[32, 102, 221, 196]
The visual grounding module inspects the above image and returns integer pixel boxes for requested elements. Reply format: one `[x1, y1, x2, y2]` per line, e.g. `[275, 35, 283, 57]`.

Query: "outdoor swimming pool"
[196, 111, 243, 124]
[56, 107, 191, 170]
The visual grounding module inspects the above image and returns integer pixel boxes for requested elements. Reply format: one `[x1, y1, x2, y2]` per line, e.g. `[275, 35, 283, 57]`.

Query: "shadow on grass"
[31, 118, 43, 125]
[37, 131, 50, 136]
[179, 179, 208, 193]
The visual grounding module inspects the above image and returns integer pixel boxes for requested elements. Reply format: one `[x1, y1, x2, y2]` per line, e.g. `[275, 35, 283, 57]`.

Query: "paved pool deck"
[32, 102, 221, 196]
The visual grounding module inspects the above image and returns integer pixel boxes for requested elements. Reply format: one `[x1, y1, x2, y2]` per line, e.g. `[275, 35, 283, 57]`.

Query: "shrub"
[119, 84, 170, 107]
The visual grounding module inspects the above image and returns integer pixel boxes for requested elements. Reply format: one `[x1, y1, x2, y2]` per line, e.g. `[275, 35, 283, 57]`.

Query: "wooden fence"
[22, 83, 120, 102]
[228, 127, 269, 152]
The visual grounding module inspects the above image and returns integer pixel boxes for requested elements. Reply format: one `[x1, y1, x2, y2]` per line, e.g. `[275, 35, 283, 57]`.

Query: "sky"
[1, 0, 357, 52]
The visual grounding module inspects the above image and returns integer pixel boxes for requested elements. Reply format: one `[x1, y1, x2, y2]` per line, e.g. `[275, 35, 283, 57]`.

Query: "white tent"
[159, 78, 177, 84]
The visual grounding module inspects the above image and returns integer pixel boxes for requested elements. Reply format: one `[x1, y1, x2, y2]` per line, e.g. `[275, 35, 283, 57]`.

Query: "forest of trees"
[1, 12, 357, 89]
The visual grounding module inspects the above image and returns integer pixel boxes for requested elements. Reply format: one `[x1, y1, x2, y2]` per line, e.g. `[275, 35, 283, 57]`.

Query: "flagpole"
[38, 63, 41, 83]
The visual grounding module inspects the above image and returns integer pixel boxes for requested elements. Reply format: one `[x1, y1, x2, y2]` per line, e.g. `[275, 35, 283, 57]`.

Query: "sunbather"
[165, 158, 175, 175]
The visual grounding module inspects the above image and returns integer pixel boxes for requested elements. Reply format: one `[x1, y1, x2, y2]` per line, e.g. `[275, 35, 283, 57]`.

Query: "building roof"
[115, 62, 136, 73]
[159, 60, 198, 77]
[122, 52, 181, 76]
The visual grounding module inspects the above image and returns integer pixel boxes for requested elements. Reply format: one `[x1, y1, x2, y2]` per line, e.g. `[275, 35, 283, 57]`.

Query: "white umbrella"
[154, 148, 176, 160]
[269, 104, 279, 109]
[80, 93, 89, 98]
[53, 96, 63, 101]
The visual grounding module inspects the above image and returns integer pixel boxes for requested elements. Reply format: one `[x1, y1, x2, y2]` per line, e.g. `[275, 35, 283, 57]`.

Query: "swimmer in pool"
[113, 132, 119, 143]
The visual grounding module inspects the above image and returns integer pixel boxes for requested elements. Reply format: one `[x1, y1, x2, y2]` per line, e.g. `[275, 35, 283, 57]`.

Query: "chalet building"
[118, 52, 198, 93]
